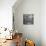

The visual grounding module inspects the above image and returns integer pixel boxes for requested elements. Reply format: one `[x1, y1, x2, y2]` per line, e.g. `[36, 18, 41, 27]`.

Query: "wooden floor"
[0, 39, 16, 46]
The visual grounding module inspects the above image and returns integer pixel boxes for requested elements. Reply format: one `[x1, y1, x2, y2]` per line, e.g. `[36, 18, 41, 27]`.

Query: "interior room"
[0, 0, 46, 46]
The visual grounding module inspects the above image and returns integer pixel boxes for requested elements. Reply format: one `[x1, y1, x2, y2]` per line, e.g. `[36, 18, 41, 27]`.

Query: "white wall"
[13, 0, 41, 46]
[41, 0, 46, 46]
[0, 0, 16, 30]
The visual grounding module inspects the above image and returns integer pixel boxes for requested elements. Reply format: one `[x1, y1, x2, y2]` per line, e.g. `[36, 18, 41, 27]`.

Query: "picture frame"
[23, 14, 34, 25]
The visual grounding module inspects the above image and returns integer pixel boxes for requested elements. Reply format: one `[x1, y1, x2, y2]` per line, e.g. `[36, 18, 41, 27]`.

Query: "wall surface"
[41, 0, 46, 46]
[13, 0, 41, 46]
[0, 0, 16, 29]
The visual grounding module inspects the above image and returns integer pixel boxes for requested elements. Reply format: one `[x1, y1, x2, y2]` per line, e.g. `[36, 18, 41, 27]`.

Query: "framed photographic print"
[23, 14, 34, 25]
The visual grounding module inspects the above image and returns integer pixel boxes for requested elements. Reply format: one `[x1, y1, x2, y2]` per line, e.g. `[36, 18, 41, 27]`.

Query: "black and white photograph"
[23, 14, 34, 25]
